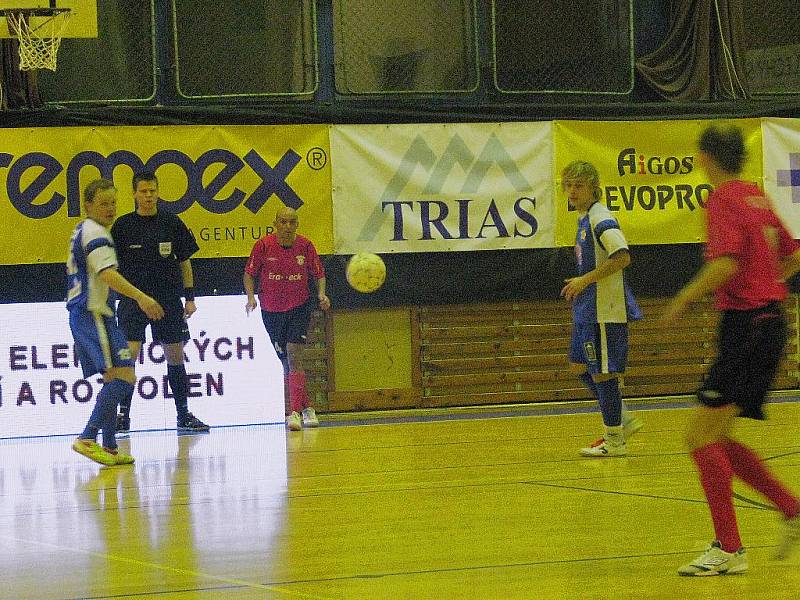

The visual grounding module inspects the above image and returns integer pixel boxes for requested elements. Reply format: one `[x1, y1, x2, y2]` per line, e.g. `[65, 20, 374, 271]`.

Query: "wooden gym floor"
[1, 400, 799, 599]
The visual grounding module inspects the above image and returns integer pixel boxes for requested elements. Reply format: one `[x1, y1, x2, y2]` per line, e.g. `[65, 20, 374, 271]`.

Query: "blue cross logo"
[777, 152, 800, 203]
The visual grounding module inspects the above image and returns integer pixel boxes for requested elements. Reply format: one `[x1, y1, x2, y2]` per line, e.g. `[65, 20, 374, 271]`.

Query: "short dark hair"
[83, 178, 116, 204]
[699, 125, 747, 175]
[133, 171, 158, 191]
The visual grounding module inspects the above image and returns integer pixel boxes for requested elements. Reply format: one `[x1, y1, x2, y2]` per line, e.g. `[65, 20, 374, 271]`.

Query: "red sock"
[287, 371, 308, 413]
[691, 443, 741, 552]
[723, 439, 800, 518]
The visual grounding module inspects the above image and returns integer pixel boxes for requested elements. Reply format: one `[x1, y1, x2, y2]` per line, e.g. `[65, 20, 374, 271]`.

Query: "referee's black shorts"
[117, 296, 190, 345]
[699, 302, 786, 420]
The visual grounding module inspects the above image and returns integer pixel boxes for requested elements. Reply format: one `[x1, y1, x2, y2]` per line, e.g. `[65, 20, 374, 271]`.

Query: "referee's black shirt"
[111, 210, 199, 301]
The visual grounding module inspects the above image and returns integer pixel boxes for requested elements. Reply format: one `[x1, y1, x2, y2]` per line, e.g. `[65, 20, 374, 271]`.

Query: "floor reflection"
[0, 426, 288, 598]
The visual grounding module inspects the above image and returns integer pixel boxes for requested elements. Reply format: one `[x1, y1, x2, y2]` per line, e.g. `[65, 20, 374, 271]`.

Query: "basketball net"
[6, 10, 71, 71]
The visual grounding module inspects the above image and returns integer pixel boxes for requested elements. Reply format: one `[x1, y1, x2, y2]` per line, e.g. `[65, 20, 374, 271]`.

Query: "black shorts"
[699, 302, 786, 420]
[260, 303, 313, 361]
[117, 296, 190, 345]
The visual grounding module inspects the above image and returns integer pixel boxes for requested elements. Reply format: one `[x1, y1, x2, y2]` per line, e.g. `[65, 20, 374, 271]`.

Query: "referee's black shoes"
[177, 412, 211, 433]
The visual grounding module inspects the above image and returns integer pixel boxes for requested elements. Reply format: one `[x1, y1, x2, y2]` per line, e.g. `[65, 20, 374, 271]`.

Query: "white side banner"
[0, 296, 284, 439]
[762, 118, 800, 238]
[331, 122, 554, 253]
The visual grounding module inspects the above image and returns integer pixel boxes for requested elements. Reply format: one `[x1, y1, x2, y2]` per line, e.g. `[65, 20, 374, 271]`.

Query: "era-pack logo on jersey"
[601, 147, 711, 212]
[2, 148, 307, 219]
[357, 133, 539, 242]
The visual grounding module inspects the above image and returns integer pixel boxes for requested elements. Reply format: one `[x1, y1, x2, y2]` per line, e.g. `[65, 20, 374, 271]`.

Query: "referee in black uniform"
[111, 171, 209, 433]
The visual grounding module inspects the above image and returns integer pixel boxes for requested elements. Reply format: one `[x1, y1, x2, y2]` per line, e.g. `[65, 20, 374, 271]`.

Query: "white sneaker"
[302, 407, 319, 428]
[623, 415, 644, 439]
[580, 438, 627, 457]
[678, 541, 748, 576]
[776, 513, 800, 560]
[588, 416, 644, 449]
[286, 411, 302, 431]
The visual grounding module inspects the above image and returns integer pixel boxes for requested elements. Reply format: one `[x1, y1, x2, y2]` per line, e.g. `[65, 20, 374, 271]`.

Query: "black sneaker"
[177, 412, 210, 432]
[116, 414, 130, 434]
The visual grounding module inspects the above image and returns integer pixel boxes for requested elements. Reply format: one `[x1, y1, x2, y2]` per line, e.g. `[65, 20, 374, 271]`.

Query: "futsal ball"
[346, 252, 386, 293]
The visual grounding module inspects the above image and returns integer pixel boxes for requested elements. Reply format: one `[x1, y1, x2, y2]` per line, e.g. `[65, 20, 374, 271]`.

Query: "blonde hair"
[83, 178, 116, 204]
[561, 160, 602, 201]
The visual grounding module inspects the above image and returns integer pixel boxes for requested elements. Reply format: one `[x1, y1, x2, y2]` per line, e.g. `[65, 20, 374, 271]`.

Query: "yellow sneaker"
[286, 411, 302, 431]
[103, 447, 135, 465]
[72, 439, 116, 466]
[776, 513, 800, 560]
[678, 541, 748, 576]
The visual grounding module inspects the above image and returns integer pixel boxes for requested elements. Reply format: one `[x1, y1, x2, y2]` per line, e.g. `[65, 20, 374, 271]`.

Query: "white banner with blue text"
[0, 296, 284, 439]
[331, 122, 554, 253]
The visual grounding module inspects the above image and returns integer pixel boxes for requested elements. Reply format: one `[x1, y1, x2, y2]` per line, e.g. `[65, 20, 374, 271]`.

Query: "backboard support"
[0, 0, 96, 38]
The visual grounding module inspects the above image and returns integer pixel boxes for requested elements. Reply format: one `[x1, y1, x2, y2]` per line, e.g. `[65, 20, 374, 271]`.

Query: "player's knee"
[106, 367, 137, 385]
[684, 429, 700, 451]
[286, 343, 304, 369]
[592, 373, 617, 383]
[164, 343, 185, 365]
[697, 388, 723, 408]
[568, 362, 586, 375]
[287, 356, 302, 373]
[684, 423, 715, 451]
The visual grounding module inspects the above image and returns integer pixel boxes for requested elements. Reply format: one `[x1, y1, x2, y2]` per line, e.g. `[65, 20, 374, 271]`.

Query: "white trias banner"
[331, 122, 554, 253]
[762, 118, 800, 238]
[0, 296, 284, 439]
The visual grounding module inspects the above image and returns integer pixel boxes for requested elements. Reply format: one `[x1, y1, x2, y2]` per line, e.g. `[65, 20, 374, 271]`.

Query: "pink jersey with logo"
[705, 180, 799, 310]
[245, 234, 325, 312]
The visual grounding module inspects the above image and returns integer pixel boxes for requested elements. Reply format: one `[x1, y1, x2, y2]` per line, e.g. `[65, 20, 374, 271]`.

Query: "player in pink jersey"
[663, 124, 800, 575]
[244, 207, 331, 431]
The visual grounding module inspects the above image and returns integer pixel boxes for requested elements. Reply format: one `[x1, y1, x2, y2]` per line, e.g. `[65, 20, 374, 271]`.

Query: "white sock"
[604, 425, 625, 446]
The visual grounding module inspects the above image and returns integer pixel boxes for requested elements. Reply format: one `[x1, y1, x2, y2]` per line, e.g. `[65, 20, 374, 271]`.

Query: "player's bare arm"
[660, 256, 738, 325]
[780, 248, 800, 281]
[243, 271, 258, 314]
[180, 259, 196, 318]
[99, 267, 165, 320]
[317, 276, 331, 310]
[561, 249, 631, 302]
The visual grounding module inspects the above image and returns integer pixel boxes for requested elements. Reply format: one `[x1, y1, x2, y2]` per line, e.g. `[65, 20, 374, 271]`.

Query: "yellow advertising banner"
[553, 119, 763, 246]
[0, 124, 332, 265]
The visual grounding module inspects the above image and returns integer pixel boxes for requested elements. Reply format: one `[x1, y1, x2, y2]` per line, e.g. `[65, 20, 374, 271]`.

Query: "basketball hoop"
[2, 8, 71, 71]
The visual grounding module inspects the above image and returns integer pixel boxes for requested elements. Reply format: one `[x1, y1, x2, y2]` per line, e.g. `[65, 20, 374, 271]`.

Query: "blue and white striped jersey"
[66, 218, 118, 316]
[573, 202, 642, 324]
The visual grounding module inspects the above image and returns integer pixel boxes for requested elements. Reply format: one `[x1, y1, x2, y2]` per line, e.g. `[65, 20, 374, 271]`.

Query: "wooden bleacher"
[310, 297, 799, 412]
[417, 297, 799, 409]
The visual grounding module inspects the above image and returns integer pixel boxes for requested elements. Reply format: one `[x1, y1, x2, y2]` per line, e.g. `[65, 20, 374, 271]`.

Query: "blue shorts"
[569, 322, 629, 375]
[69, 309, 134, 378]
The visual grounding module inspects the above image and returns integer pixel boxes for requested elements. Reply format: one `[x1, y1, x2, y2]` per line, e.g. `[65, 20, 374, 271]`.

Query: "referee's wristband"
[184, 287, 195, 301]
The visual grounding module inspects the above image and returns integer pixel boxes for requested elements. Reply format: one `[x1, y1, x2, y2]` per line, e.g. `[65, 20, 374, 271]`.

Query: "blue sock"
[90, 379, 134, 450]
[118, 383, 134, 418]
[596, 378, 622, 427]
[578, 371, 599, 398]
